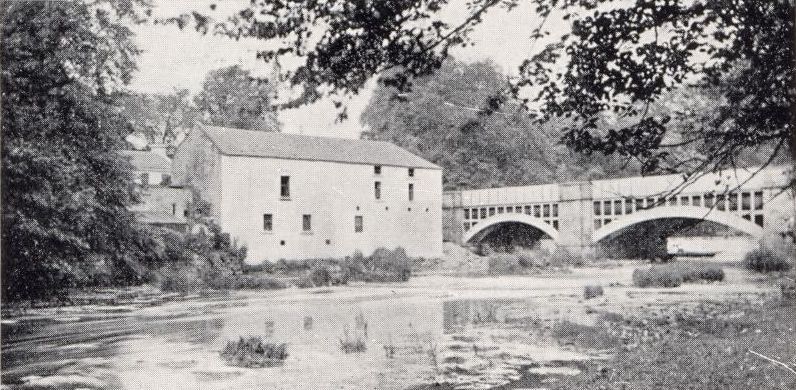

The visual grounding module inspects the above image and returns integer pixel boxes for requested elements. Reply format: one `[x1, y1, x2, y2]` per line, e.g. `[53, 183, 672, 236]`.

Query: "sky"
[129, 0, 552, 139]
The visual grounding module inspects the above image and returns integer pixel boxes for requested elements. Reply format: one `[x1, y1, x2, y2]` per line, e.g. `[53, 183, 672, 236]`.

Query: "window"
[552, 204, 559, 217]
[692, 195, 702, 207]
[754, 191, 764, 210]
[680, 196, 689, 206]
[354, 216, 363, 232]
[161, 174, 172, 186]
[624, 199, 633, 214]
[754, 214, 764, 227]
[741, 192, 751, 211]
[515, 206, 522, 213]
[613, 200, 622, 215]
[635, 198, 644, 211]
[543, 204, 550, 218]
[488, 207, 495, 216]
[497, 207, 504, 214]
[728, 193, 738, 211]
[667, 197, 677, 206]
[480, 208, 487, 219]
[603, 201, 611, 216]
[408, 183, 414, 201]
[408, 168, 415, 177]
[374, 181, 382, 199]
[533, 205, 541, 217]
[716, 194, 725, 211]
[704, 193, 714, 208]
[302, 214, 312, 232]
[374, 165, 382, 175]
[594, 201, 601, 216]
[140, 172, 149, 186]
[464, 209, 470, 219]
[280, 176, 290, 199]
[525, 205, 532, 215]
[263, 214, 273, 231]
[646, 197, 656, 208]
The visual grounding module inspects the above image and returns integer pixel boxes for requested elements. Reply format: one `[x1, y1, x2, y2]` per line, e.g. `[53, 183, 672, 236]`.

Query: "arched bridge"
[443, 165, 792, 256]
[591, 206, 765, 243]
[463, 213, 561, 244]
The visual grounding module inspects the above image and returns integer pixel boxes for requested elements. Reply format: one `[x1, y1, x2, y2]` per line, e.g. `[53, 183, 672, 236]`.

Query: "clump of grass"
[632, 267, 683, 288]
[583, 285, 604, 299]
[633, 262, 725, 288]
[339, 335, 367, 353]
[220, 336, 287, 368]
[677, 263, 725, 283]
[551, 320, 620, 351]
[743, 246, 792, 273]
[208, 274, 286, 290]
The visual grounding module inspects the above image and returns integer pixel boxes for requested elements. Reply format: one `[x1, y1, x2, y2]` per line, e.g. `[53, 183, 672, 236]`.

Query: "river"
[1, 266, 770, 389]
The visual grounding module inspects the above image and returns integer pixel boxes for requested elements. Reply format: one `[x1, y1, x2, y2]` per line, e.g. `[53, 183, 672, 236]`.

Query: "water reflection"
[2, 293, 587, 389]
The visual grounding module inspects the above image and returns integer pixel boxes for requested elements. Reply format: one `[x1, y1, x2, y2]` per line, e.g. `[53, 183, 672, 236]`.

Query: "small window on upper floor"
[408, 168, 415, 177]
[302, 214, 312, 232]
[408, 183, 414, 201]
[280, 176, 290, 199]
[374, 181, 382, 200]
[374, 165, 382, 175]
[263, 214, 273, 232]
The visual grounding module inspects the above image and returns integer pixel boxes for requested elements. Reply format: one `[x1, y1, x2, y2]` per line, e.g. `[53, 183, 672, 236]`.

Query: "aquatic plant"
[583, 285, 604, 299]
[220, 336, 287, 368]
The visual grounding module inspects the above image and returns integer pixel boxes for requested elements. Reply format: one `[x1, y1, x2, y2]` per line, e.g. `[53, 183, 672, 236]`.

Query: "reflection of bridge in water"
[443, 166, 793, 257]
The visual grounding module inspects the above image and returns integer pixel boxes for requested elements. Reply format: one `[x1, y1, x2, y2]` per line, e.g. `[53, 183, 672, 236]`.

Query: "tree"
[180, 0, 792, 185]
[1, 0, 156, 300]
[362, 59, 636, 189]
[117, 89, 199, 145]
[194, 65, 281, 131]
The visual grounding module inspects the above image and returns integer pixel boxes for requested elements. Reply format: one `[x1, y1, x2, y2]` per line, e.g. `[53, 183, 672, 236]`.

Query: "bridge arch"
[591, 206, 765, 243]
[463, 213, 560, 244]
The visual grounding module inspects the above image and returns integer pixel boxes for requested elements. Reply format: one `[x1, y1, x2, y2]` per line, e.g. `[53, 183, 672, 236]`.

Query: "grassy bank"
[550, 295, 796, 389]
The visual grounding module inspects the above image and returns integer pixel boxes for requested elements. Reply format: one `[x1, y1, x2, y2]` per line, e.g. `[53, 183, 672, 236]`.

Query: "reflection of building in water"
[443, 300, 504, 334]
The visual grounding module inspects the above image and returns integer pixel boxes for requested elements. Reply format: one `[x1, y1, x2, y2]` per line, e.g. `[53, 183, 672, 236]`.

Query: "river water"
[1, 268, 764, 389]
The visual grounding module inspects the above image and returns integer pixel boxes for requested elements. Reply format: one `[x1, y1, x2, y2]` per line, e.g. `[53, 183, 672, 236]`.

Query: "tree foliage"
[1, 0, 155, 300]
[362, 59, 636, 189]
[194, 65, 281, 131]
[117, 89, 199, 145]
[180, 0, 793, 181]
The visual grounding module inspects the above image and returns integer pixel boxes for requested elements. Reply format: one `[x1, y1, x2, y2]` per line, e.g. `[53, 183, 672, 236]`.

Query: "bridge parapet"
[445, 165, 793, 255]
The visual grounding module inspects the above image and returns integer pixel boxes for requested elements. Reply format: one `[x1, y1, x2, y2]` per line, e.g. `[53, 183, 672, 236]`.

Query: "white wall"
[217, 155, 442, 263]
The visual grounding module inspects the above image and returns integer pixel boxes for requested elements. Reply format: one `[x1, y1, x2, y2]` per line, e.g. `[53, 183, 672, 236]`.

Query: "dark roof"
[198, 125, 441, 170]
[119, 150, 172, 172]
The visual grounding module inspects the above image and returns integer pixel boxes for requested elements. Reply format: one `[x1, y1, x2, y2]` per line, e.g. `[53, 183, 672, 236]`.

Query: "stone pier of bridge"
[442, 165, 794, 258]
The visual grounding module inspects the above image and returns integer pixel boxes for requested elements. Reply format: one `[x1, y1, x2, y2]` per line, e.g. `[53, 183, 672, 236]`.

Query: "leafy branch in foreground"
[170, 0, 792, 183]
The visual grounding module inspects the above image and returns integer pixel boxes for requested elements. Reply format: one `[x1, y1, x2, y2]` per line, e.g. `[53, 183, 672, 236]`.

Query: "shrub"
[633, 267, 683, 288]
[488, 253, 523, 275]
[584, 285, 604, 299]
[207, 274, 286, 290]
[159, 265, 206, 292]
[678, 263, 725, 283]
[347, 247, 411, 282]
[220, 336, 287, 368]
[743, 246, 792, 273]
[309, 266, 332, 287]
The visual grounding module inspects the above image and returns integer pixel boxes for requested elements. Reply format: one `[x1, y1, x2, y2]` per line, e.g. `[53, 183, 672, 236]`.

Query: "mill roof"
[198, 125, 441, 170]
[119, 150, 172, 172]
